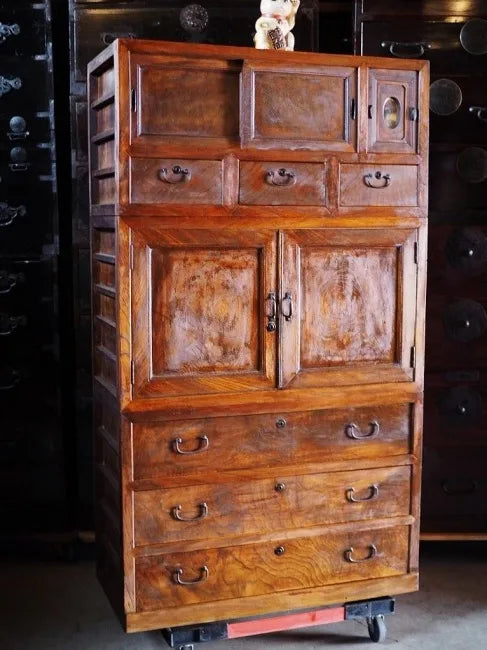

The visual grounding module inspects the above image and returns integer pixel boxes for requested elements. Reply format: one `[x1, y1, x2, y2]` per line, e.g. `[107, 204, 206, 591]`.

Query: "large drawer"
[134, 465, 411, 546]
[132, 403, 413, 480]
[135, 524, 410, 610]
[339, 164, 418, 207]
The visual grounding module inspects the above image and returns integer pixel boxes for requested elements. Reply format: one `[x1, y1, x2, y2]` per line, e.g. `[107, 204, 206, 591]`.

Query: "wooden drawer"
[239, 161, 326, 206]
[134, 465, 411, 546]
[135, 524, 410, 610]
[339, 164, 418, 207]
[129, 158, 223, 205]
[132, 403, 413, 481]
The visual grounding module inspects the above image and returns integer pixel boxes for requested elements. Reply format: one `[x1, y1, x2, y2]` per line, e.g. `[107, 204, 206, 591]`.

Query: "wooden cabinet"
[88, 40, 428, 634]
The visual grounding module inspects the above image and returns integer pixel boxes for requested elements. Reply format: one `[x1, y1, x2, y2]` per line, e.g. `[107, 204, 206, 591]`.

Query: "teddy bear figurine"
[254, 0, 300, 51]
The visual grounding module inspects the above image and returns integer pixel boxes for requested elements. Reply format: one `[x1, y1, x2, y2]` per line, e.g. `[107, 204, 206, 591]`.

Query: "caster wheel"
[367, 615, 387, 643]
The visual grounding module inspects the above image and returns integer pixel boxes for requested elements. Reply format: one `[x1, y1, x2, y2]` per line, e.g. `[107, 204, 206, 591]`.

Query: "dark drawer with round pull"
[133, 465, 411, 546]
[239, 161, 326, 206]
[0, 7, 48, 57]
[132, 403, 413, 481]
[0, 143, 54, 186]
[129, 158, 223, 205]
[339, 164, 418, 207]
[0, 112, 51, 145]
[0, 57, 50, 114]
[134, 524, 409, 610]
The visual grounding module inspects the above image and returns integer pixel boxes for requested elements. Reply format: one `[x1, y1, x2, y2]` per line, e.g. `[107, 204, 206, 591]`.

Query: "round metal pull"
[276, 417, 287, 429]
[275, 482, 286, 492]
[172, 502, 208, 522]
[344, 544, 377, 563]
[346, 485, 379, 503]
[158, 165, 191, 184]
[172, 435, 209, 455]
[0, 272, 22, 295]
[0, 202, 26, 227]
[469, 106, 487, 123]
[460, 19, 487, 56]
[173, 565, 209, 585]
[274, 545, 285, 556]
[364, 172, 391, 188]
[0, 313, 26, 336]
[381, 40, 430, 58]
[345, 421, 380, 440]
[266, 168, 296, 187]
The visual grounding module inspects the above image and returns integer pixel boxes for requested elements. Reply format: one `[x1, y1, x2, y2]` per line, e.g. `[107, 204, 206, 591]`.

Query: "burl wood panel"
[135, 524, 410, 610]
[340, 164, 418, 207]
[134, 465, 411, 546]
[239, 162, 326, 206]
[132, 403, 413, 481]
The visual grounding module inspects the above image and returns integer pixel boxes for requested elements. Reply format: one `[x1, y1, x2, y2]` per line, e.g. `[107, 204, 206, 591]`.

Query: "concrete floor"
[1, 543, 486, 650]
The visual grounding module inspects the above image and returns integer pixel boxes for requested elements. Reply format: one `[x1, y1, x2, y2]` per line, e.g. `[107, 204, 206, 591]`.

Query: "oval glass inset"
[430, 79, 463, 116]
[456, 147, 487, 183]
[460, 18, 487, 55]
[383, 97, 400, 129]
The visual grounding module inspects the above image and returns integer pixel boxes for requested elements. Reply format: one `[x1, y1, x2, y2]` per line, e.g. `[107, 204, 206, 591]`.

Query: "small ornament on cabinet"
[254, 0, 300, 51]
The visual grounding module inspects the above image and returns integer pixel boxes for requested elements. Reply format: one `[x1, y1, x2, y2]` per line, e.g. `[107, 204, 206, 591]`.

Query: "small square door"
[279, 228, 418, 388]
[368, 69, 418, 154]
[130, 225, 276, 398]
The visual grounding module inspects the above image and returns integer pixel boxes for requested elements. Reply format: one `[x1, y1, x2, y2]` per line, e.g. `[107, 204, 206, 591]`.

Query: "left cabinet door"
[130, 225, 277, 398]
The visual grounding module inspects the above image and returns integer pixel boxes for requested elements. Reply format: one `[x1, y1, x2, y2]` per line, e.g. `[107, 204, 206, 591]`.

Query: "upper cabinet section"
[241, 62, 357, 151]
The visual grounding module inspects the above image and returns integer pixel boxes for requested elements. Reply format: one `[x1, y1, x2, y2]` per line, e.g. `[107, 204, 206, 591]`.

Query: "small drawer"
[239, 161, 326, 206]
[339, 164, 418, 207]
[134, 465, 411, 546]
[132, 403, 413, 481]
[135, 524, 410, 610]
[129, 158, 223, 205]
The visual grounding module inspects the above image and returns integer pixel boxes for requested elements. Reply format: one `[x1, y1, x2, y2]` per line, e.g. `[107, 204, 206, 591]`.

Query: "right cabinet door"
[368, 69, 419, 154]
[279, 228, 418, 388]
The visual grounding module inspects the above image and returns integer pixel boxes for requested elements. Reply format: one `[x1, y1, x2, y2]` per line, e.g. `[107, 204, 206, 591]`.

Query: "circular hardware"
[460, 18, 487, 55]
[275, 482, 286, 492]
[275, 417, 287, 429]
[443, 299, 487, 342]
[456, 147, 487, 184]
[274, 545, 285, 556]
[430, 79, 463, 116]
[180, 4, 209, 34]
[9, 116, 26, 133]
[438, 385, 482, 426]
[446, 228, 487, 275]
[367, 615, 387, 643]
[266, 321, 277, 332]
[9, 146, 27, 164]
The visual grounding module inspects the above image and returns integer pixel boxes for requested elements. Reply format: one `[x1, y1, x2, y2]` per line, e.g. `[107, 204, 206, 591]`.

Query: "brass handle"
[345, 420, 380, 440]
[266, 291, 277, 332]
[442, 479, 478, 496]
[0, 202, 26, 227]
[364, 172, 391, 188]
[0, 23, 20, 43]
[0, 75, 22, 97]
[346, 484, 379, 503]
[266, 168, 296, 186]
[172, 435, 209, 455]
[469, 106, 487, 123]
[172, 502, 208, 522]
[381, 40, 431, 58]
[158, 165, 191, 184]
[282, 292, 293, 322]
[344, 544, 377, 563]
[173, 566, 209, 585]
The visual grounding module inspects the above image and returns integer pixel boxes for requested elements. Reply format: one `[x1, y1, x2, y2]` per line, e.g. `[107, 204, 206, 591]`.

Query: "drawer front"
[339, 164, 418, 207]
[135, 524, 410, 610]
[134, 465, 411, 546]
[429, 149, 487, 213]
[133, 403, 412, 480]
[0, 58, 50, 113]
[239, 161, 326, 206]
[0, 111, 51, 145]
[129, 158, 223, 205]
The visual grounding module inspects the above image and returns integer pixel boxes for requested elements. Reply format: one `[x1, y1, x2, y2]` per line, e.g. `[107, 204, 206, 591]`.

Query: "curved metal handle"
[9, 163, 29, 172]
[345, 420, 380, 440]
[0, 76, 22, 97]
[172, 502, 208, 522]
[158, 165, 191, 184]
[381, 40, 431, 58]
[0, 314, 26, 336]
[346, 484, 379, 503]
[266, 291, 277, 332]
[282, 292, 293, 322]
[0, 272, 22, 295]
[344, 544, 377, 563]
[364, 172, 391, 188]
[101, 31, 136, 45]
[0, 369, 21, 391]
[0, 23, 20, 44]
[172, 435, 209, 455]
[0, 203, 26, 227]
[442, 479, 478, 496]
[173, 566, 209, 585]
[266, 168, 296, 187]
[469, 106, 487, 123]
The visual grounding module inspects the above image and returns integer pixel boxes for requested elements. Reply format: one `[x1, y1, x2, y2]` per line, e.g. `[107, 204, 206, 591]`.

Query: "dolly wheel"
[367, 615, 387, 643]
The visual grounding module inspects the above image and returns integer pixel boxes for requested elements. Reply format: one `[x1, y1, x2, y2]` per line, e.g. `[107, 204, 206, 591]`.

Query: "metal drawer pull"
[381, 40, 431, 58]
[346, 484, 379, 503]
[0, 202, 26, 227]
[345, 420, 380, 440]
[158, 165, 191, 184]
[173, 565, 209, 585]
[172, 435, 209, 455]
[442, 479, 478, 496]
[0, 272, 22, 295]
[0, 23, 20, 43]
[266, 292, 277, 332]
[0, 313, 26, 336]
[172, 502, 208, 522]
[0, 368, 20, 391]
[364, 172, 391, 188]
[101, 32, 136, 45]
[266, 168, 296, 186]
[0, 75, 21, 97]
[282, 292, 293, 322]
[469, 106, 487, 123]
[344, 544, 377, 563]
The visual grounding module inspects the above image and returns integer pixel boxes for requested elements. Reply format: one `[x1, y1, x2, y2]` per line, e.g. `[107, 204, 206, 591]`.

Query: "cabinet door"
[130, 226, 276, 398]
[368, 69, 418, 154]
[279, 229, 418, 389]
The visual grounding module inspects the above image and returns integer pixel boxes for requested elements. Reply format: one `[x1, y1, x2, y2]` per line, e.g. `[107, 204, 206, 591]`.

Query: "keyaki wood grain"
[87, 39, 428, 632]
